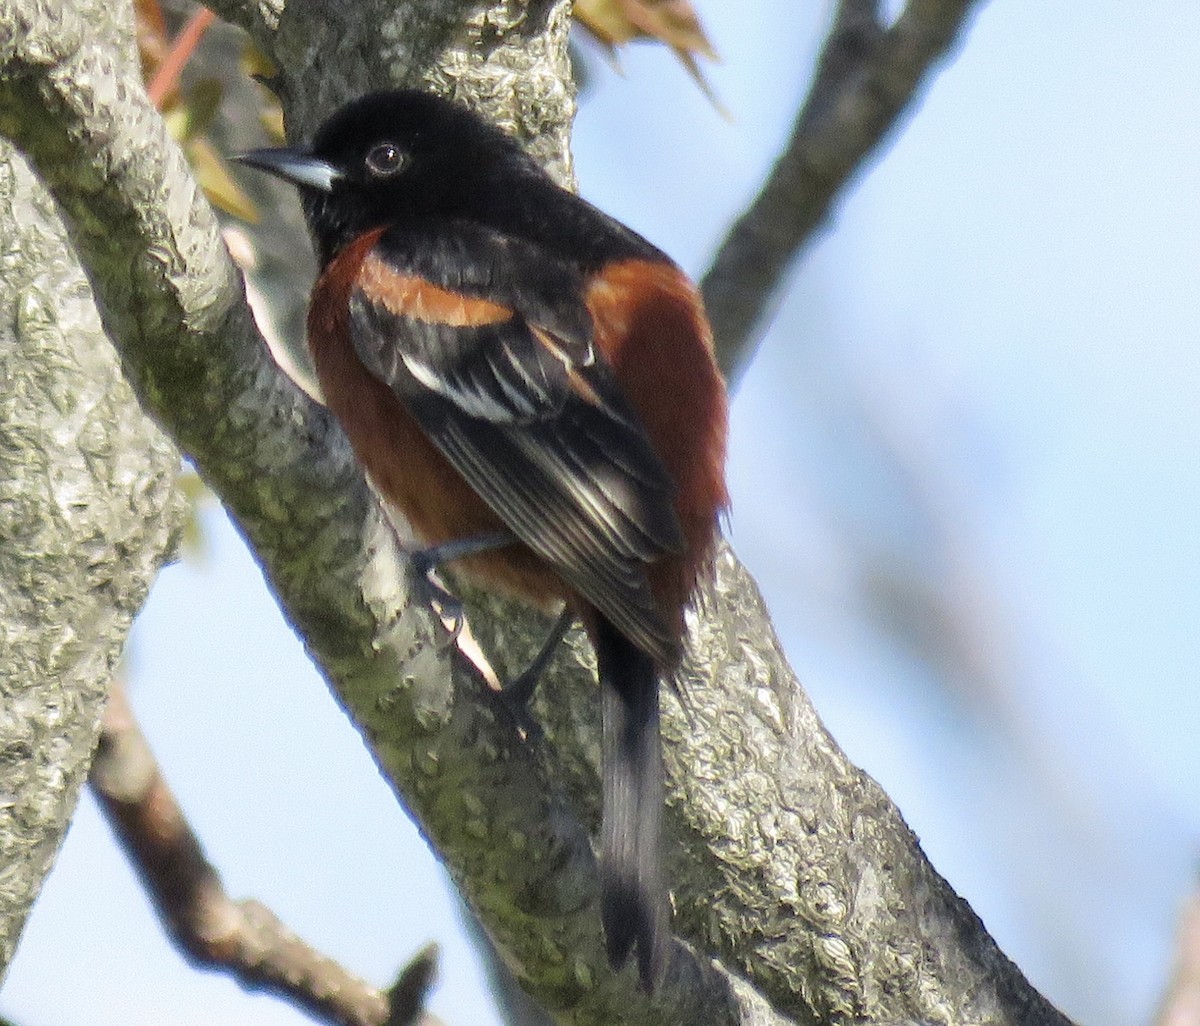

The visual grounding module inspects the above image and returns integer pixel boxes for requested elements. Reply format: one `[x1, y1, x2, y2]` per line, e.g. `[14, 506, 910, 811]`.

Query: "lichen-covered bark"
[0, 140, 182, 974]
[469, 549, 1072, 1025]
[0, 0, 1076, 1023]
[236, 0, 576, 186]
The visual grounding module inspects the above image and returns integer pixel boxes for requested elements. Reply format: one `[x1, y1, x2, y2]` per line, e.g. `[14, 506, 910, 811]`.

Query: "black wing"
[348, 225, 684, 664]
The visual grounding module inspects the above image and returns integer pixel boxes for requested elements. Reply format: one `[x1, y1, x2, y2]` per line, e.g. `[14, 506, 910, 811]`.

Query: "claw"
[496, 608, 575, 740]
[409, 564, 465, 649]
[406, 530, 514, 647]
[497, 685, 544, 742]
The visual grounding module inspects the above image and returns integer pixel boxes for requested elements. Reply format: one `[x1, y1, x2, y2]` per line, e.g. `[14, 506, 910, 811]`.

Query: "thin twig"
[146, 6, 217, 109]
[89, 680, 443, 1026]
[701, 0, 983, 378]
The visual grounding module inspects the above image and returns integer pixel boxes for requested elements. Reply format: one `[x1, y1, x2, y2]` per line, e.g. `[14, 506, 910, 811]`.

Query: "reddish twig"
[146, 6, 216, 108]
[89, 680, 443, 1026]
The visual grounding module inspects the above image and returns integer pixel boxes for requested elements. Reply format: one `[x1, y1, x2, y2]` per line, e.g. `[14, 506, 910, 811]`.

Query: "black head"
[234, 90, 543, 263]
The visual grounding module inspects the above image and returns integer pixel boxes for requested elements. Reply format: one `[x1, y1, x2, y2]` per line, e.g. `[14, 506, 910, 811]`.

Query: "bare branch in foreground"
[89, 680, 442, 1026]
[0, 134, 182, 969]
[1153, 881, 1200, 1026]
[702, 0, 984, 378]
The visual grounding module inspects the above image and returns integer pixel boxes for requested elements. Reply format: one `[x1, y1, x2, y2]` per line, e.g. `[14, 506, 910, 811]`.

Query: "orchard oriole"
[234, 90, 728, 989]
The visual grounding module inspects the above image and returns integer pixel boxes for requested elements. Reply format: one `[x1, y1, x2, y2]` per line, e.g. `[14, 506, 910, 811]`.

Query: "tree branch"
[701, 0, 984, 378]
[0, 0, 1074, 1023]
[90, 679, 442, 1026]
[0, 133, 182, 969]
[203, 0, 284, 51]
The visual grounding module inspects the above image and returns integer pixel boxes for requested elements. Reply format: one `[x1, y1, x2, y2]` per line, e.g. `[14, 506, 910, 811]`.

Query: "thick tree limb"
[702, 0, 984, 378]
[204, 0, 284, 49]
[0, 135, 182, 974]
[0, 1, 1073, 1024]
[90, 679, 442, 1026]
[459, 906, 558, 1026]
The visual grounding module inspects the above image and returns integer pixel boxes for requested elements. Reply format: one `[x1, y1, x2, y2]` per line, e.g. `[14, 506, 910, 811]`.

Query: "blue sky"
[4, 3, 1199, 1025]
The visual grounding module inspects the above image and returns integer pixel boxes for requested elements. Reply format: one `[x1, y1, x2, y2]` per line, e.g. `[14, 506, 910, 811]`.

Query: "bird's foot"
[408, 531, 515, 645]
[494, 608, 576, 741]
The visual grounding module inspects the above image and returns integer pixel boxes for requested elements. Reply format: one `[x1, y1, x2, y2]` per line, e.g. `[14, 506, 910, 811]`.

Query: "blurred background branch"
[701, 0, 983, 378]
[90, 678, 444, 1026]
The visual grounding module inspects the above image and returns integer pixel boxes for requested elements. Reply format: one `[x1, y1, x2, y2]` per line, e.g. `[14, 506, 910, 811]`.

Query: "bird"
[233, 89, 728, 990]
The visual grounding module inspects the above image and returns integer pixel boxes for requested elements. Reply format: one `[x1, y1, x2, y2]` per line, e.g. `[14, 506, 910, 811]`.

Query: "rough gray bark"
[0, 139, 183, 974]
[0, 0, 1075, 1024]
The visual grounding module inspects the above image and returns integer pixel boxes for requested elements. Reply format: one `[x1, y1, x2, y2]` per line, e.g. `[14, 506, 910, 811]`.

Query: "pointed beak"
[231, 147, 342, 193]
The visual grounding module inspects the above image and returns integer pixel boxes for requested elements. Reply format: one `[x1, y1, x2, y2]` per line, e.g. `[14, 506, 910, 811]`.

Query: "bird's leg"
[410, 531, 516, 573]
[409, 530, 515, 639]
[407, 532, 574, 739]
[499, 607, 577, 738]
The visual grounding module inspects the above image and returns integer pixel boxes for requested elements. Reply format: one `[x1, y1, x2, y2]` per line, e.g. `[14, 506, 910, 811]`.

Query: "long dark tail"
[594, 617, 668, 990]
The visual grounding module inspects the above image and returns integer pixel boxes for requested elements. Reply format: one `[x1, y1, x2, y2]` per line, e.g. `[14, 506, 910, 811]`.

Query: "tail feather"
[595, 618, 668, 990]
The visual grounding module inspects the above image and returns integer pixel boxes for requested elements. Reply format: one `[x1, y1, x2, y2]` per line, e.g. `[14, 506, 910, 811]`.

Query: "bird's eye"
[365, 143, 405, 177]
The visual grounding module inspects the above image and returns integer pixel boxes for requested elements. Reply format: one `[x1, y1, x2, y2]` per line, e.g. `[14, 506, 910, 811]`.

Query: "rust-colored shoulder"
[357, 252, 512, 328]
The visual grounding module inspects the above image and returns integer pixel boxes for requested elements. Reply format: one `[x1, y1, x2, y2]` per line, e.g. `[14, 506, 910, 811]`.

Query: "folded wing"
[348, 229, 684, 665]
